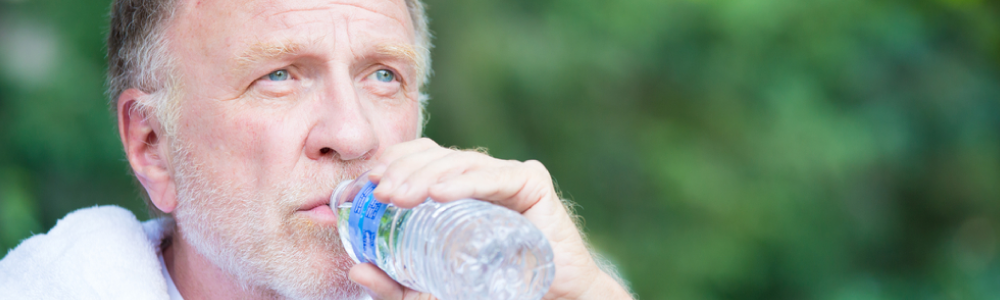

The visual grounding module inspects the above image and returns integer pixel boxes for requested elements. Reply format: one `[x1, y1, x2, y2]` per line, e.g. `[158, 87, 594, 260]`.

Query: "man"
[0, 0, 633, 299]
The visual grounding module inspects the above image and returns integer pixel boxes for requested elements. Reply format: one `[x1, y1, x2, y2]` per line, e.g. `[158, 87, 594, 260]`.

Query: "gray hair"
[106, 0, 433, 216]
[106, 0, 433, 119]
[106, 0, 179, 132]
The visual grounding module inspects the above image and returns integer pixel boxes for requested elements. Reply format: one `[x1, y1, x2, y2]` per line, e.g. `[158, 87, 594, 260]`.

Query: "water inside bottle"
[336, 201, 399, 267]
[332, 177, 556, 300]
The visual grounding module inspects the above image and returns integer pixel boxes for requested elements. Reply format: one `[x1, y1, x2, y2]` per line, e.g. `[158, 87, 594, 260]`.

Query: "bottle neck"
[331, 179, 354, 207]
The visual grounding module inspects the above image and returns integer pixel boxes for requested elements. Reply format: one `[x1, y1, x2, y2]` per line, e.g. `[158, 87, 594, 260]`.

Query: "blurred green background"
[2, 0, 999, 299]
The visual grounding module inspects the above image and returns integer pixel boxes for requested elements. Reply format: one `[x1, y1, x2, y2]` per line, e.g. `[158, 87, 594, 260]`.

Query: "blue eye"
[267, 69, 290, 81]
[374, 69, 395, 83]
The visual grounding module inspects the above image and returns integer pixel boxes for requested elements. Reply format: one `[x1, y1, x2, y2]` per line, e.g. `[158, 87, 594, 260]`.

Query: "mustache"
[300, 158, 371, 187]
[275, 158, 373, 205]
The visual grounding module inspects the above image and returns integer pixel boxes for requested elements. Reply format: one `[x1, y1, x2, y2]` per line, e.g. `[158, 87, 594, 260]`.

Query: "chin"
[283, 251, 362, 300]
[259, 215, 361, 299]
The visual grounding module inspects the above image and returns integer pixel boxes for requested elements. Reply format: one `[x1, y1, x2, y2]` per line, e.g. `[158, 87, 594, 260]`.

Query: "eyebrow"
[234, 39, 309, 73]
[373, 43, 422, 70]
[233, 39, 425, 83]
[371, 43, 427, 86]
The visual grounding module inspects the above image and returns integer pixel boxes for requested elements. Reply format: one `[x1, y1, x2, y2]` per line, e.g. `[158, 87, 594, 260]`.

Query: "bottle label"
[347, 181, 387, 264]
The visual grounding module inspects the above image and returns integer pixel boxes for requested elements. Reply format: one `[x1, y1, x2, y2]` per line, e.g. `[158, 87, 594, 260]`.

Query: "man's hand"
[347, 138, 633, 300]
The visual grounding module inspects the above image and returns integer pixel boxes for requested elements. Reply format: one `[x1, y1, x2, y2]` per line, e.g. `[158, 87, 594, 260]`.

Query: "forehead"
[169, 0, 414, 59]
[178, 0, 411, 28]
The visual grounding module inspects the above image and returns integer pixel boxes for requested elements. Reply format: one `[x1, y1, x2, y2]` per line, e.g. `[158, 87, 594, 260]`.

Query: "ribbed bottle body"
[333, 175, 555, 300]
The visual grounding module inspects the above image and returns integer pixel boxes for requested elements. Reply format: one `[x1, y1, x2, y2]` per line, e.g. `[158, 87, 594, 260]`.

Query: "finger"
[369, 138, 440, 179]
[349, 263, 405, 300]
[391, 150, 507, 207]
[371, 147, 453, 206]
[428, 160, 555, 213]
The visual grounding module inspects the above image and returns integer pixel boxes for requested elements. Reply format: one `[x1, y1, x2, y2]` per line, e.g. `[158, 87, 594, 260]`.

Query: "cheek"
[378, 99, 421, 145]
[252, 112, 311, 176]
[176, 102, 272, 187]
[227, 110, 311, 188]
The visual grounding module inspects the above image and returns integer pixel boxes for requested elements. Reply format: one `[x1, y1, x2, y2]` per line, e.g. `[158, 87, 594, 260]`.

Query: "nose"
[304, 76, 379, 161]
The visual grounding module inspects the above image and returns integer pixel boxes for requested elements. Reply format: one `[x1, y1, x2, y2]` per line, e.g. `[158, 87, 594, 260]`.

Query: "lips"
[297, 196, 338, 225]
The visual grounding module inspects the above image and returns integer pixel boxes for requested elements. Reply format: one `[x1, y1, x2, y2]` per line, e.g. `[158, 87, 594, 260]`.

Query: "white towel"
[0, 205, 170, 299]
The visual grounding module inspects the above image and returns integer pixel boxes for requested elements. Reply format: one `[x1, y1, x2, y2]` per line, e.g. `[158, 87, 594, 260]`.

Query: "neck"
[164, 228, 273, 300]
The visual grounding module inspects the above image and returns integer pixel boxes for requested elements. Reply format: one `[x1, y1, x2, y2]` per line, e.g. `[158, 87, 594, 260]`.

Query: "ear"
[117, 89, 178, 214]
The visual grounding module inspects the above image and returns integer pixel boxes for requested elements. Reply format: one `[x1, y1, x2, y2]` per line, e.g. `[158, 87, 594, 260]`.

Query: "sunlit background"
[2, 0, 999, 299]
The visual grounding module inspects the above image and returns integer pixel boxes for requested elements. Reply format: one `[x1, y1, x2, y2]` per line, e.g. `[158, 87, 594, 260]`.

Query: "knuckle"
[503, 158, 521, 167]
[523, 159, 550, 175]
[456, 149, 485, 161]
[442, 151, 466, 163]
[440, 149, 481, 166]
[433, 145, 457, 157]
[416, 137, 438, 147]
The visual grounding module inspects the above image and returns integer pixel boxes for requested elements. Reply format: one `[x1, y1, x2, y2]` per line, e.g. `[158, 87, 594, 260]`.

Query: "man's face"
[163, 0, 420, 298]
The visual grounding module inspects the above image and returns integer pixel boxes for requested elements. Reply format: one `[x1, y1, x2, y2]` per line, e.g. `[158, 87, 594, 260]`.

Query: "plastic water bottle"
[331, 172, 555, 300]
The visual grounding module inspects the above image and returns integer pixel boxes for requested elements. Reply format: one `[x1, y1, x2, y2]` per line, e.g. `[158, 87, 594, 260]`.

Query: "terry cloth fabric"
[0, 205, 173, 299]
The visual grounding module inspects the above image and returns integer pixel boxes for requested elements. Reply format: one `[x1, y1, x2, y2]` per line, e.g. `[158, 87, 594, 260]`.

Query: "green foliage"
[1, 0, 999, 299]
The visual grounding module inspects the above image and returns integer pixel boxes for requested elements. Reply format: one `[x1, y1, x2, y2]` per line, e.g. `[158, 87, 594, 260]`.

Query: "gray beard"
[169, 140, 367, 300]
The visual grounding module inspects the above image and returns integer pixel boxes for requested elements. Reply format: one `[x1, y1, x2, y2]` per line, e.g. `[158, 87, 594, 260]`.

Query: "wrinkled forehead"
[167, 0, 415, 61]
[250, 0, 411, 32]
[174, 0, 412, 29]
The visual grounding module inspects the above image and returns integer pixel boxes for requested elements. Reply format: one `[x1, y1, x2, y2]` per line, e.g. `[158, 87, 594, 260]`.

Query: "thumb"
[349, 263, 405, 300]
[349, 263, 439, 300]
